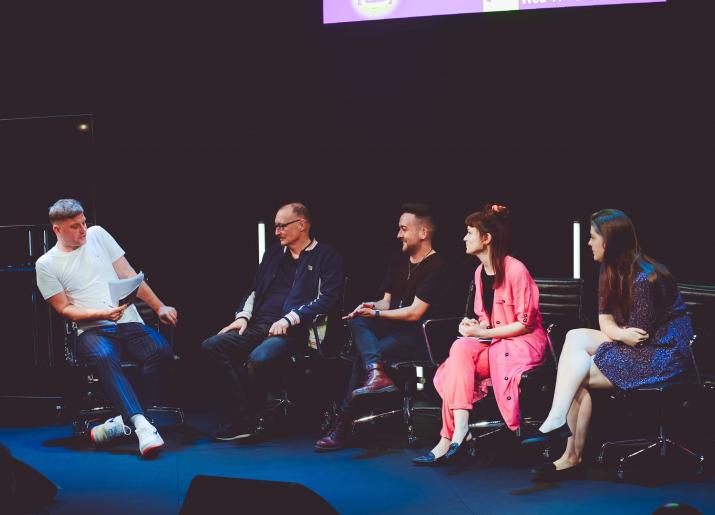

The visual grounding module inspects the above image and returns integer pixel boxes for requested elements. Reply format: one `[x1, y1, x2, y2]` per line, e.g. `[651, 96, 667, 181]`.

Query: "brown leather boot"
[314, 412, 353, 452]
[351, 362, 397, 398]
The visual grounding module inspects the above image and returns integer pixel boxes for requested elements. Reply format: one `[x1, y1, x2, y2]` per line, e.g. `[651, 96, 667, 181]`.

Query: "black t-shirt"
[381, 252, 448, 320]
[481, 266, 495, 317]
[253, 252, 298, 325]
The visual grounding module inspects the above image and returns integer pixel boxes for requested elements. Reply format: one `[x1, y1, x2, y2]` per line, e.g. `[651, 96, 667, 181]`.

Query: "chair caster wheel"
[542, 446, 551, 459]
[695, 460, 705, 478]
[616, 466, 626, 481]
[596, 455, 605, 465]
[72, 420, 87, 437]
[407, 436, 420, 448]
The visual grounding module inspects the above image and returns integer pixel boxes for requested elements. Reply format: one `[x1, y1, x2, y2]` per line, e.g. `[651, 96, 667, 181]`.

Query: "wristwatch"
[374, 310, 381, 318]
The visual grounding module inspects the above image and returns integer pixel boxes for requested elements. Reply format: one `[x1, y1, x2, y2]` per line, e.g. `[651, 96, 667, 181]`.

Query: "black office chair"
[63, 300, 184, 436]
[342, 273, 460, 447]
[255, 278, 349, 436]
[467, 278, 585, 450]
[348, 277, 585, 448]
[596, 283, 713, 480]
[254, 312, 346, 435]
[348, 314, 456, 447]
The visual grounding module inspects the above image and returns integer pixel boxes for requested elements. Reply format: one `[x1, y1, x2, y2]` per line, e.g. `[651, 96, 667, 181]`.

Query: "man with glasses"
[202, 202, 343, 441]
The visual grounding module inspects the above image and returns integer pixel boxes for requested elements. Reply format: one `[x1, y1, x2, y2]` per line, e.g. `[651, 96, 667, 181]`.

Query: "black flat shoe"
[444, 442, 462, 460]
[444, 433, 474, 461]
[521, 422, 572, 445]
[412, 451, 445, 466]
[530, 462, 584, 482]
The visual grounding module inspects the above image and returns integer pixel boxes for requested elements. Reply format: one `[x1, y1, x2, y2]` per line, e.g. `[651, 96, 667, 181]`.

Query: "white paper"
[108, 272, 144, 307]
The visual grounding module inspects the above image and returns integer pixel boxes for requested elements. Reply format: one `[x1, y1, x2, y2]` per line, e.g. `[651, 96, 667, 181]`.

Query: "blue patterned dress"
[593, 268, 693, 389]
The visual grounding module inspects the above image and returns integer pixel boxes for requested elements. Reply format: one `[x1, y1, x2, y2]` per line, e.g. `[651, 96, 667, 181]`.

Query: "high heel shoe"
[412, 451, 446, 466]
[443, 433, 473, 461]
[520, 422, 572, 445]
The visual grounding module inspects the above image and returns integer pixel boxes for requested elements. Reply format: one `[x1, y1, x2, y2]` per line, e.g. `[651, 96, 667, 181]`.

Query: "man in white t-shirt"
[35, 199, 178, 457]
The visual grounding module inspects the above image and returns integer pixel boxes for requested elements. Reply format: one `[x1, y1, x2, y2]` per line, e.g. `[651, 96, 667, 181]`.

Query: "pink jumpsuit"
[433, 256, 547, 438]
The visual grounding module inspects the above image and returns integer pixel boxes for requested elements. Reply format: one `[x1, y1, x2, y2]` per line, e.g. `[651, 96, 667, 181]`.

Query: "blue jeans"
[77, 322, 173, 421]
[202, 323, 308, 421]
[342, 317, 426, 413]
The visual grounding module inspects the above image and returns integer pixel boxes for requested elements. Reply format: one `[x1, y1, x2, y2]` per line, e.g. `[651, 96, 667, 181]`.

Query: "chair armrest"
[688, 334, 703, 386]
[308, 313, 329, 357]
[390, 360, 438, 370]
[64, 320, 79, 366]
[544, 323, 559, 366]
[421, 317, 463, 366]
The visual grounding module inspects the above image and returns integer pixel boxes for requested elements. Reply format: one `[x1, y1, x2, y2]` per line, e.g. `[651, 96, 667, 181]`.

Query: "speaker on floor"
[180, 475, 337, 514]
[1, 442, 58, 514]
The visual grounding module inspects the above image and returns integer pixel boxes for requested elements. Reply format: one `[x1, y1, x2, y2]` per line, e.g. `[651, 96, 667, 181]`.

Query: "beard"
[400, 240, 419, 256]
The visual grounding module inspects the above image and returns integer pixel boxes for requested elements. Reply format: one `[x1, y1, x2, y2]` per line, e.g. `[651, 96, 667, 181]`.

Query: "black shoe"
[521, 422, 572, 445]
[211, 420, 256, 441]
[412, 451, 446, 466]
[443, 433, 473, 461]
[531, 462, 584, 482]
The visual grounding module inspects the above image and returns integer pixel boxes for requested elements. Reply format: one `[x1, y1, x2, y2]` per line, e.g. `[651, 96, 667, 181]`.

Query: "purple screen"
[324, 0, 666, 25]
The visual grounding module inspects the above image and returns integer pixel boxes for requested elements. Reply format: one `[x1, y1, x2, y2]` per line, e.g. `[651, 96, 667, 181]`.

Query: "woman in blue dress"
[522, 209, 693, 478]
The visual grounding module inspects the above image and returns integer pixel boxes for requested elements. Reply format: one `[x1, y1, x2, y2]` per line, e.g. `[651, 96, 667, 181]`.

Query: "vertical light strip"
[416, 365, 424, 391]
[573, 221, 581, 279]
[258, 221, 266, 264]
[28, 229, 33, 258]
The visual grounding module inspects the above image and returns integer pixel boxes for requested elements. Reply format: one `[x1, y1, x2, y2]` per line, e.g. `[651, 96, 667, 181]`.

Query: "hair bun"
[487, 203, 509, 219]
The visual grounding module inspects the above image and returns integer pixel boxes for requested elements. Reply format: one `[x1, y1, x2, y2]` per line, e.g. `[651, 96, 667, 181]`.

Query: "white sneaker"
[136, 424, 164, 457]
[90, 415, 131, 445]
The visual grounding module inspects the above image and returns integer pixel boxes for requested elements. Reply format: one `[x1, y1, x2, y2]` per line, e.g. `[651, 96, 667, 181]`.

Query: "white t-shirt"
[35, 225, 144, 333]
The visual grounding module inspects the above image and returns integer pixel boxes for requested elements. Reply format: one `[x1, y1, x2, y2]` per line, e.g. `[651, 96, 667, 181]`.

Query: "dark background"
[1, 0, 713, 400]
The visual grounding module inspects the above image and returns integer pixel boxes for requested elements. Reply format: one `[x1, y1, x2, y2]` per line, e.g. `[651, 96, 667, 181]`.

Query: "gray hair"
[48, 199, 84, 223]
[280, 202, 312, 224]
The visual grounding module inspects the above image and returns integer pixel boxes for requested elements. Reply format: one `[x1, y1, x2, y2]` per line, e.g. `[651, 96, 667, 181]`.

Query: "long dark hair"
[465, 204, 510, 289]
[591, 209, 671, 321]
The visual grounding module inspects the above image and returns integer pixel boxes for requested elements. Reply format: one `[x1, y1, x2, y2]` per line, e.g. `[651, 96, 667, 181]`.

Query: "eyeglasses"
[274, 219, 302, 231]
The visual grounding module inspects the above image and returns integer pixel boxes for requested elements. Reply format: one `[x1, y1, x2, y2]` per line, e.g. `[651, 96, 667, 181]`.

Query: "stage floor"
[1, 412, 712, 514]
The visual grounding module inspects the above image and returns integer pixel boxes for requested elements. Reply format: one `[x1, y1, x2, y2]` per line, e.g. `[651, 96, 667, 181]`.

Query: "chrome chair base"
[352, 393, 440, 447]
[598, 429, 705, 480]
[72, 405, 185, 436]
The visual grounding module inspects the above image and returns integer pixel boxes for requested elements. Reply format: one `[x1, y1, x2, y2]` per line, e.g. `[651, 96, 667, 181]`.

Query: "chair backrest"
[678, 283, 715, 378]
[534, 278, 586, 362]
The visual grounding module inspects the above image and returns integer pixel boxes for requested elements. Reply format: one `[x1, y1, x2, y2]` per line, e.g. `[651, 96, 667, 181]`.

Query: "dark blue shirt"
[235, 240, 344, 326]
[252, 252, 298, 325]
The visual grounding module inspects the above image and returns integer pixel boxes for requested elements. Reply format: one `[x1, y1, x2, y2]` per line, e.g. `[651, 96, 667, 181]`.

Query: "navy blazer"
[235, 240, 343, 326]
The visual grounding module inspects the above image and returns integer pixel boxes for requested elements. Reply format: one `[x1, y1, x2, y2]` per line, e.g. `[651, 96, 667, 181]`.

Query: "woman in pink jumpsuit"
[414, 204, 548, 465]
